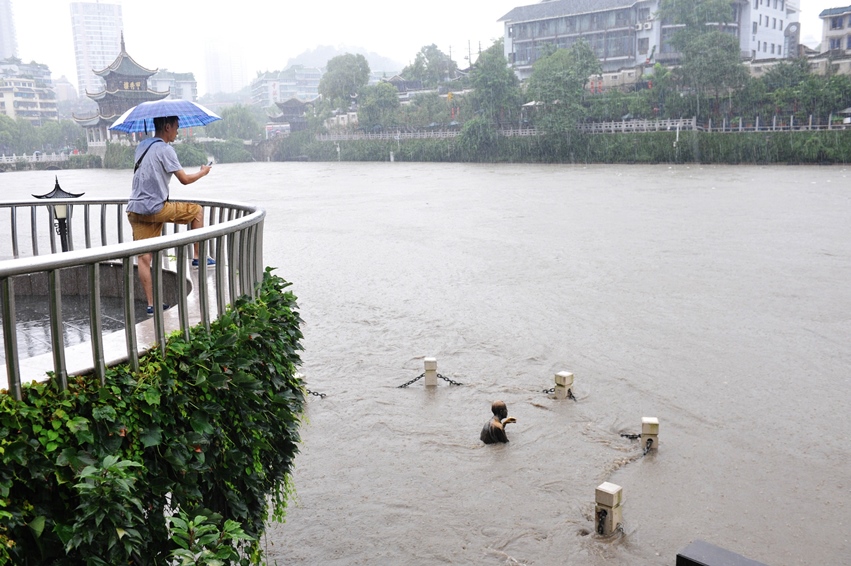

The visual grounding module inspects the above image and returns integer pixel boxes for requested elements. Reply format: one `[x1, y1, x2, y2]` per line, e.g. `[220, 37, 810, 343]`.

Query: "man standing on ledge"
[126, 115, 212, 315]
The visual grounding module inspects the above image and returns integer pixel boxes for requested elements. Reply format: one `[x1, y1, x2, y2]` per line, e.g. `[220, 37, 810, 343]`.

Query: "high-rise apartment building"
[70, 1, 123, 97]
[205, 46, 250, 95]
[0, 0, 17, 60]
[500, 0, 801, 79]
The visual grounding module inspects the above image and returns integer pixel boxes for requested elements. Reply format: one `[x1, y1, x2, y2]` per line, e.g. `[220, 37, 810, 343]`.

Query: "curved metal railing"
[0, 198, 265, 400]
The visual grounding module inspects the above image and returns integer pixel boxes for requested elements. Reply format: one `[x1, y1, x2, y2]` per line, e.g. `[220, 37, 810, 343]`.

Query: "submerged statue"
[480, 400, 517, 444]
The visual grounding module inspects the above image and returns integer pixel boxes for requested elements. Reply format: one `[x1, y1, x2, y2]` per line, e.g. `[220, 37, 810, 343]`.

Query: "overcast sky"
[10, 0, 832, 96]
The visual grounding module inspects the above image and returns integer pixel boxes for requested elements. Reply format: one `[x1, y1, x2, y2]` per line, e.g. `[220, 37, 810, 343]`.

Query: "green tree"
[319, 53, 371, 109]
[760, 58, 811, 92]
[0, 114, 17, 154]
[525, 40, 601, 133]
[397, 92, 452, 128]
[204, 104, 261, 141]
[401, 44, 457, 87]
[37, 119, 85, 152]
[678, 31, 749, 108]
[469, 39, 521, 127]
[657, 0, 733, 28]
[357, 82, 401, 130]
[15, 118, 40, 154]
[658, 0, 747, 116]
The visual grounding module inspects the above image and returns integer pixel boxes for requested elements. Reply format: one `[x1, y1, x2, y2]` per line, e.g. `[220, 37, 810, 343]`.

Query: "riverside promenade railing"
[0, 152, 77, 164]
[317, 115, 847, 141]
[0, 198, 265, 401]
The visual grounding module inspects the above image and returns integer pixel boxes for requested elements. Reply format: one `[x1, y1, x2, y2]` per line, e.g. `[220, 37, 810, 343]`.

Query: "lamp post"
[33, 176, 84, 253]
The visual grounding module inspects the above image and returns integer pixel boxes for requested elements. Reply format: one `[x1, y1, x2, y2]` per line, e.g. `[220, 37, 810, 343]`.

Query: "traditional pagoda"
[73, 34, 168, 154]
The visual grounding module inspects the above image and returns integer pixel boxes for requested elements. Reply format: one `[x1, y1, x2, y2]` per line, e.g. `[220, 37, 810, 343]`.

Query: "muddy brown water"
[2, 163, 849, 565]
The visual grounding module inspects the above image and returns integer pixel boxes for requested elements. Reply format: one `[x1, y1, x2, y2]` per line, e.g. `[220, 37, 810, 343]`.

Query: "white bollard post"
[424, 357, 438, 387]
[641, 417, 659, 454]
[553, 371, 574, 400]
[595, 482, 624, 536]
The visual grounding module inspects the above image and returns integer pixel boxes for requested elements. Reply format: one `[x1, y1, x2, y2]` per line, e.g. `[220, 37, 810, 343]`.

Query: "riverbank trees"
[0, 116, 85, 156]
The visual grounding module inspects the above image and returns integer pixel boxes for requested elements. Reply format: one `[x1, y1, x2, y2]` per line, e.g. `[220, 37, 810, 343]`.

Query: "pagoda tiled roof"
[93, 34, 157, 78]
[499, 0, 639, 22]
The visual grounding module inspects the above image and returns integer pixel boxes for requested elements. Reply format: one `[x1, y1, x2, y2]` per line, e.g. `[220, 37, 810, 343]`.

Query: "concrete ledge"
[677, 540, 769, 566]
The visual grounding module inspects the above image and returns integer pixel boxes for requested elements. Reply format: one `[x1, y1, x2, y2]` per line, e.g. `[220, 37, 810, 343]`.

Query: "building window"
[832, 17, 844, 30]
[773, 18, 776, 29]
[830, 38, 842, 50]
[753, 22, 758, 34]
[780, 20, 783, 30]
[771, 44, 775, 54]
[638, 37, 650, 54]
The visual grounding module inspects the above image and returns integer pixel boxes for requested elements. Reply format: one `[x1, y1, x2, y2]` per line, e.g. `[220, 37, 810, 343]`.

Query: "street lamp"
[33, 176, 84, 253]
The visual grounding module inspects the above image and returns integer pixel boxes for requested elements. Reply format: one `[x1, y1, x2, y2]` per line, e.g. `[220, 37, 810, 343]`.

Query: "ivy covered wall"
[270, 129, 851, 165]
[0, 270, 305, 565]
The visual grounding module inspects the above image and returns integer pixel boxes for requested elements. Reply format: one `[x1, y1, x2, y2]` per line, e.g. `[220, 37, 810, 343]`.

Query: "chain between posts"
[305, 389, 326, 398]
[543, 387, 577, 401]
[397, 372, 424, 388]
[397, 372, 463, 388]
[438, 373, 463, 386]
[620, 433, 654, 455]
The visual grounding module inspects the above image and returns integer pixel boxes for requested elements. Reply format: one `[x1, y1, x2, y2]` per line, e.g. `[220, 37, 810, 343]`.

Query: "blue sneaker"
[146, 304, 170, 315]
[192, 257, 215, 268]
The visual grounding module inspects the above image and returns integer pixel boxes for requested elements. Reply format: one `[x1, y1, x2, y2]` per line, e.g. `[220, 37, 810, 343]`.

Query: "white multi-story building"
[740, 0, 800, 59]
[0, 0, 17, 60]
[499, 0, 800, 80]
[0, 77, 57, 124]
[70, 1, 123, 97]
[250, 66, 322, 108]
[820, 5, 851, 52]
[150, 70, 198, 101]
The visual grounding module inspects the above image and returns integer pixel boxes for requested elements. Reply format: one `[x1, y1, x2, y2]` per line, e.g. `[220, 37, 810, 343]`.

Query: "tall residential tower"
[0, 0, 17, 60]
[70, 1, 123, 96]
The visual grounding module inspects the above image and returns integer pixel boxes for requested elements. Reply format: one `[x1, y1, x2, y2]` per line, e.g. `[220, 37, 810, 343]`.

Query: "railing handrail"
[0, 199, 261, 278]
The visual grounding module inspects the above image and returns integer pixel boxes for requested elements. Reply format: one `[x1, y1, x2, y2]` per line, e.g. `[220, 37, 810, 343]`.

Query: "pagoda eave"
[85, 89, 169, 102]
[72, 114, 117, 128]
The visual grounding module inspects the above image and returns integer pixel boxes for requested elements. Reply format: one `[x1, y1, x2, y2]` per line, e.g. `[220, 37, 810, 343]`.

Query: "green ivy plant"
[168, 510, 254, 566]
[0, 269, 305, 565]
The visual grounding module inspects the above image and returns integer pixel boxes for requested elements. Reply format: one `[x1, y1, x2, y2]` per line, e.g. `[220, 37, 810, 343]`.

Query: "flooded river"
[2, 163, 849, 565]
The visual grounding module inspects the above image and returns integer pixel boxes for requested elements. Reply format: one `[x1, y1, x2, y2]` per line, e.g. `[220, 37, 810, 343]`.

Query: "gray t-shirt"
[126, 137, 182, 215]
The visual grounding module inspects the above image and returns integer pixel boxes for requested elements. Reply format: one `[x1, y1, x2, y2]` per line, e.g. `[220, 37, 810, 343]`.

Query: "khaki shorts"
[128, 201, 202, 241]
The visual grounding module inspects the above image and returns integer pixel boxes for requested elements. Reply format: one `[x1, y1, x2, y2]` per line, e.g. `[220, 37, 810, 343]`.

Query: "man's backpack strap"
[133, 139, 164, 173]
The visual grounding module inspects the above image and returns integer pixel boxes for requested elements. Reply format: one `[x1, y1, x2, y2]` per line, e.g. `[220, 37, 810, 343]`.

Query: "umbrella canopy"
[109, 99, 222, 133]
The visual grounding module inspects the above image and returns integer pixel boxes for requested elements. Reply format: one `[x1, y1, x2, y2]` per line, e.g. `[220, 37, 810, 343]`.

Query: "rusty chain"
[438, 373, 463, 386]
[543, 387, 577, 401]
[397, 373, 424, 388]
[398, 372, 463, 387]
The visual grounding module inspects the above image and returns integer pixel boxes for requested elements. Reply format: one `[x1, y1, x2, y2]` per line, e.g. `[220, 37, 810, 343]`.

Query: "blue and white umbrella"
[109, 99, 222, 133]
